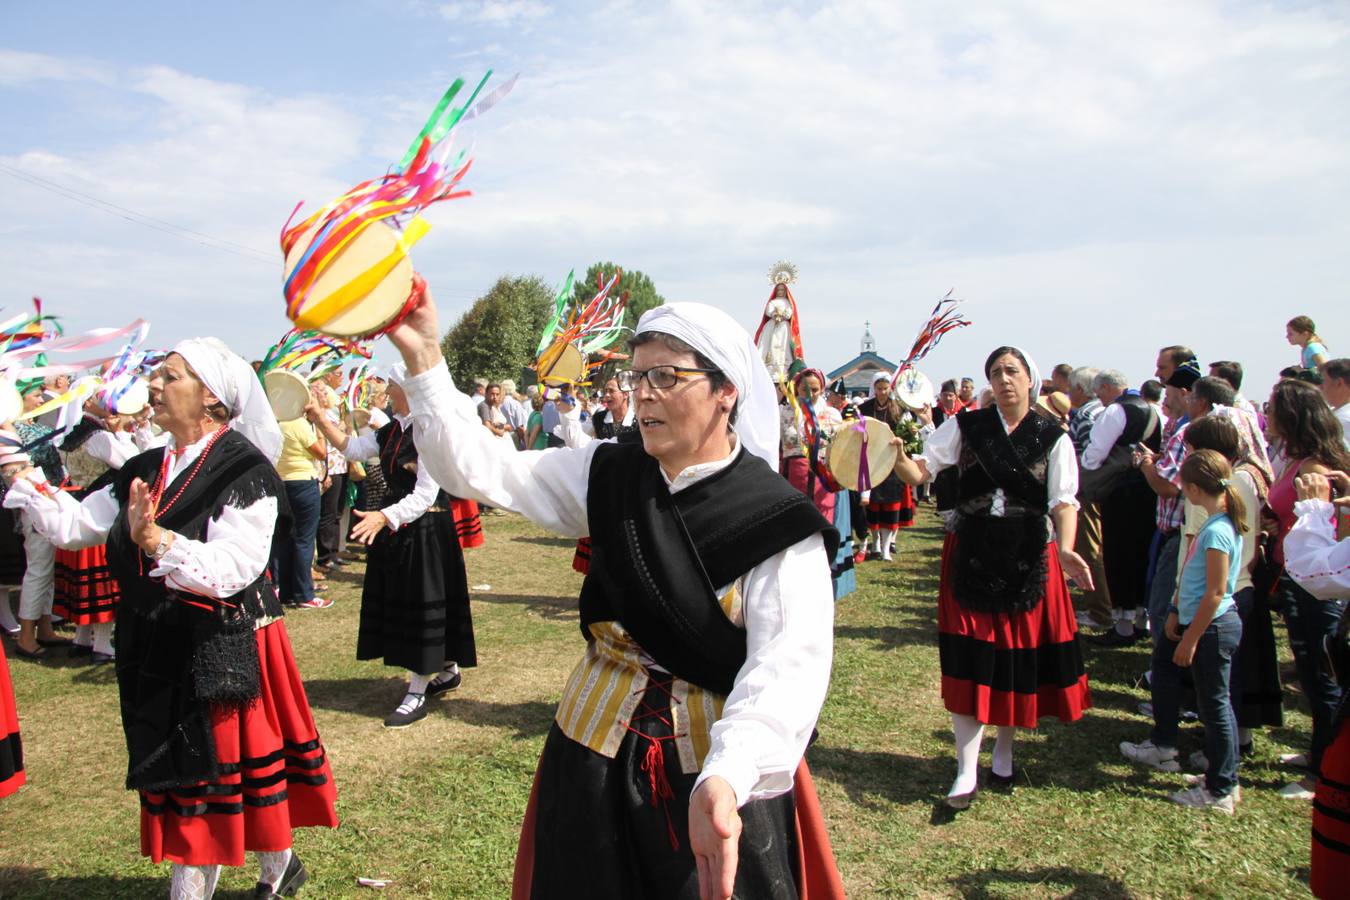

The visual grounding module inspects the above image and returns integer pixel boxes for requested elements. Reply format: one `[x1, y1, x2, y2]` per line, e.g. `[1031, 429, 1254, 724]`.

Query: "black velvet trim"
[0, 731, 22, 781]
[1313, 826, 1350, 856]
[1314, 800, 1350, 826]
[938, 632, 1085, 693]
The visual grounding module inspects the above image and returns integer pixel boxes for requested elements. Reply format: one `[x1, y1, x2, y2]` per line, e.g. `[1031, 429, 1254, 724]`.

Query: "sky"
[3, 0, 1348, 395]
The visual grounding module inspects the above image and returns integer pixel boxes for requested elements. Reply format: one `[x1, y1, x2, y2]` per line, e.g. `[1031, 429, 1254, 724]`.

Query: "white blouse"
[3, 429, 278, 599]
[917, 412, 1080, 515]
[402, 362, 834, 809]
[341, 418, 439, 531]
[1284, 499, 1350, 600]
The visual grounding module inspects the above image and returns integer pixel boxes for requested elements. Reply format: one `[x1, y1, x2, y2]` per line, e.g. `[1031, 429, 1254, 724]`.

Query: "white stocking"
[74, 624, 93, 647]
[950, 713, 984, 797]
[992, 726, 1016, 778]
[408, 672, 434, 694]
[169, 864, 221, 900]
[92, 621, 114, 656]
[0, 590, 17, 633]
[884, 531, 897, 559]
[257, 848, 293, 890]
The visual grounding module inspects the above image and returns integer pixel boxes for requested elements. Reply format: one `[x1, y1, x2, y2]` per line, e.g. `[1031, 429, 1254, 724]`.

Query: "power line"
[0, 162, 277, 265]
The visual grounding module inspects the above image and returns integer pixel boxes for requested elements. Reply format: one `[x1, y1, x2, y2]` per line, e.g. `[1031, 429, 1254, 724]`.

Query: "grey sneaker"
[1121, 739, 1181, 772]
[1170, 783, 1236, 814]
[1183, 774, 1242, 804]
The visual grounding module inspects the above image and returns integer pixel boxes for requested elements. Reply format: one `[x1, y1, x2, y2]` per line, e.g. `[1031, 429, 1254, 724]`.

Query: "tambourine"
[0, 377, 20, 427]
[827, 416, 899, 491]
[264, 370, 311, 422]
[894, 368, 934, 411]
[536, 340, 587, 388]
[105, 377, 149, 415]
[282, 221, 417, 339]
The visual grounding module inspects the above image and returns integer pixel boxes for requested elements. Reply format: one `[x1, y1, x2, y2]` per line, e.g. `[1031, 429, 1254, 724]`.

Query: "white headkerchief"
[868, 370, 890, 400]
[991, 346, 1042, 405]
[635, 303, 778, 470]
[173, 338, 282, 464]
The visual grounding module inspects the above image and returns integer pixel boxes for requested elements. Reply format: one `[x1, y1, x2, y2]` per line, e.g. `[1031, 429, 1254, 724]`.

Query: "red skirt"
[938, 535, 1091, 728]
[54, 544, 119, 625]
[139, 620, 338, 866]
[1313, 718, 1350, 897]
[783, 456, 837, 521]
[0, 641, 23, 800]
[572, 538, 591, 575]
[866, 487, 915, 531]
[450, 498, 484, 550]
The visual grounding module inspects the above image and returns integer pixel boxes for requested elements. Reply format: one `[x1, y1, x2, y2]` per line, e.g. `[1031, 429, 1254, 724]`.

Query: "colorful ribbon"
[887, 289, 972, 390]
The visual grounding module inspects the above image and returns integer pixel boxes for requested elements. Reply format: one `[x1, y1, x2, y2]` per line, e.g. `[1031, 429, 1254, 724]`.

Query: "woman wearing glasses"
[385, 283, 844, 900]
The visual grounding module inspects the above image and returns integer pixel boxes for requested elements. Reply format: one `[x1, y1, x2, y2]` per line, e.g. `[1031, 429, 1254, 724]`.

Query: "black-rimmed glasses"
[616, 366, 720, 391]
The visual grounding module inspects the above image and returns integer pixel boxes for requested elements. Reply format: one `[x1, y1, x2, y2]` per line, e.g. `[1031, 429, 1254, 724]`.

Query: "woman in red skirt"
[0, 639, 23, 800]
[4, 339, 337, 899]
[890, 346, 1093, 809]
[858, 372, 917, 561]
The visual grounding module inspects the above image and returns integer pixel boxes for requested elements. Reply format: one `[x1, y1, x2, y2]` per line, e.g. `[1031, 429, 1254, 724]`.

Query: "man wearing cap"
[386, 283, 844, 900]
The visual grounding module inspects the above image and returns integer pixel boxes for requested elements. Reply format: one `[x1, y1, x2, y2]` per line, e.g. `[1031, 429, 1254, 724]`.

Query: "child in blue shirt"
[1166, 448, 1248, 811]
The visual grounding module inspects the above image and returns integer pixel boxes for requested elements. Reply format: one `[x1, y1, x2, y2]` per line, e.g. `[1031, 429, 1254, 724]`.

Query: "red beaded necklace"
[149, 425, 228, 520]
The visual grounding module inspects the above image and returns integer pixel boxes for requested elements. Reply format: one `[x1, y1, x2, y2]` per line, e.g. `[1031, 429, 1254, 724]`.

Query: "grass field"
[0, 509, 1317, 898]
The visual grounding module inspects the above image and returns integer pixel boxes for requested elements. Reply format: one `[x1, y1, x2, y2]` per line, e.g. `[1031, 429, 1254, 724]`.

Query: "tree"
[440, 275, 554, 386]
[571, 262, 665, 333]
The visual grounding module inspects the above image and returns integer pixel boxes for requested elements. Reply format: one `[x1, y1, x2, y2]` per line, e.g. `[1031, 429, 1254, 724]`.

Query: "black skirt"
[357, 511, 475, 674]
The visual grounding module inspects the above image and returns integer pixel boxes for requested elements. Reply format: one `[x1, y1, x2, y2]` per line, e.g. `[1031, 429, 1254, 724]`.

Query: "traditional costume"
[3, 338, 336, 899]
[0, 611, 21, 800]
[912, 348, 1090, 803]
[55, 417, 138, 661]
[569, 398, 639, 575]
[857, 373, 918, 560]
[340, 382, 476, 728]
[403, 302, 845, 899]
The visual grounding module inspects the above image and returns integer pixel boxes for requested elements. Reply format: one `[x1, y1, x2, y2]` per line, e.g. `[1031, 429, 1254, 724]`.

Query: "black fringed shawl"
[105, 429, 290, 792]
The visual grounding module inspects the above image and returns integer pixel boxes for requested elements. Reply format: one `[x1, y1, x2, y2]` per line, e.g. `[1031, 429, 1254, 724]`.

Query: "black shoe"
[68, 643, 93, 658]
[1239, 740, 1255, 758]
[383, 693, 428, 728]
[254, 851, 308, 898]
[1130, 627, 1149, 644]
[1088, 629, 1137, 648]
[91, 652, 115, 665]
[987, 768, 1016, 792]
[426, 670, 462, 699]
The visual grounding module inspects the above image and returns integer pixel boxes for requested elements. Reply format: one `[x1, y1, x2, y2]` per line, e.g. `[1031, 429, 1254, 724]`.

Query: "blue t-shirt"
[1303, 341, 1327, 368]
[1177, 513, 1241, 624]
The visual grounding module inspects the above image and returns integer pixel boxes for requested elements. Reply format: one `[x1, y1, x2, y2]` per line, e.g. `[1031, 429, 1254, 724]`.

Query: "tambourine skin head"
[284, 221, 413, 338]
[264, 370, 312, 422]
[536, 341, 586, 388]
[112, 379, 151, 415]
[895, 369, 935, 411]
[826, 416, 900, 491]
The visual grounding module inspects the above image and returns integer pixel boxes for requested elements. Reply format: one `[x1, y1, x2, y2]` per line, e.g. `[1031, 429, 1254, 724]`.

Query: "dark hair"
[1052, 363, 1073, 379]
[1160, 345, 1196, 367]
[1324, 358, 1350, 382]
[1180, 449, 1248, 534]
[1140, 380, 1163, 403]
[1184, 416, 1240, 461]
[940, 378, 958, 394]
[1268, 379, 1350, 469]
[1288, 315, 1317, 337]
[1191, 376, 1236, 410]
[628, 331, 736, 425]
[983, 346, 1031, 381]
[1208, 360, 1243, 391]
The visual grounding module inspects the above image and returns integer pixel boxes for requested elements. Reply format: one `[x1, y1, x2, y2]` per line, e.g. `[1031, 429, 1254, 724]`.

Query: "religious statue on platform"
[754, 261, 805, 382]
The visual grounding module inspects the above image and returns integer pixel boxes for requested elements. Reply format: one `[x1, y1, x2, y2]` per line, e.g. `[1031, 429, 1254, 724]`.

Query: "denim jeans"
[1150, 608, 1244, 797]
[1147, 531, 1181, 644]
[1277, 574, 1347, 777]
[1191, 609, 1243, 797]
[276, 479, 321, 604]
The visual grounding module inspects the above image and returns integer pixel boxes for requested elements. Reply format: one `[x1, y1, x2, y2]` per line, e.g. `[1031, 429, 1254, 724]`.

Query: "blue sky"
[3, 0, 1348, 394]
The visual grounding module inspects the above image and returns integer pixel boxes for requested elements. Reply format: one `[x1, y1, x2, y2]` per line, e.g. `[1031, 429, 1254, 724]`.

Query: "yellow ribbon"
[16, 378, 102, 421]
[294, 216, 431, 331]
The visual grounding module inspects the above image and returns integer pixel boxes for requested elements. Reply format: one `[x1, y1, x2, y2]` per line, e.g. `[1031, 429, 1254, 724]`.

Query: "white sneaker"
[1280, 752, 1310, 769]
[1120, 739, 1181, 772]
[1170, 783, 1236, 814]
[1188, 750, 1209, 772]
[1279, 781, 1315, 800]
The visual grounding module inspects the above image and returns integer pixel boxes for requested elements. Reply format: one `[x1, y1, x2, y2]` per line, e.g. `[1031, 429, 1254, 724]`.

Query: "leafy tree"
[440, 275, 553, 386]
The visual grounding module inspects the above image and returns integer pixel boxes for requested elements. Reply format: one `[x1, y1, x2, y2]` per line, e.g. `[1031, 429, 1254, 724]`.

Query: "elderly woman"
[889, 346, 1093, 808]
[2, 340, 336, 900]
[386, 284, 844, 900]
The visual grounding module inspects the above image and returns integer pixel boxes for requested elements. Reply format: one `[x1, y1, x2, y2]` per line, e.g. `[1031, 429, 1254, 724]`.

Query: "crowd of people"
[0, 300, 1347, 898]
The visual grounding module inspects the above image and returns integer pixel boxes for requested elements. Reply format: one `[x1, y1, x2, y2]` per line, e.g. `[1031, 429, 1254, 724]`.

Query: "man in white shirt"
[498, 378, 529, 449]
[1320, 359, 1350, 450]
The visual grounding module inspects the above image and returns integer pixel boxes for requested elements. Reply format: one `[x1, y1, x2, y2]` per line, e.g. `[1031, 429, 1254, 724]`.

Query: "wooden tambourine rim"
[264, 370, 311, 422]
[537, 341, 586, 388]
[283, 220, 412, 338]
[827, 416, 899, 491]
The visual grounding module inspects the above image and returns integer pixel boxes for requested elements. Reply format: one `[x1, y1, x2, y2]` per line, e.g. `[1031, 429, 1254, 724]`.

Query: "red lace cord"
[136, 426, 229, 578]
[625, 671, 685, 850]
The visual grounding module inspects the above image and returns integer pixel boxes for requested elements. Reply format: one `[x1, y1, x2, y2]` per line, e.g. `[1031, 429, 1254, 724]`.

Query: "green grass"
[0, 510, 1315, 898]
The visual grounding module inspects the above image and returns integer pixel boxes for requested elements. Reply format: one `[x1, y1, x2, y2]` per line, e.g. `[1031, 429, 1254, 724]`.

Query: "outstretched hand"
[349, 508, 390, 545]
[385, 274, 443, 377]
[128, 478, 161, 554]
[689, 776, 741, 900]
[1059, 548, 1094, 592]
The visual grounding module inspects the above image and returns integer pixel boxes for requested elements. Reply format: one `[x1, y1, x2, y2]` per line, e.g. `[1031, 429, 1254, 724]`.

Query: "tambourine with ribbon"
[826, 416, 898, 492]
[532, 269, 630, 388]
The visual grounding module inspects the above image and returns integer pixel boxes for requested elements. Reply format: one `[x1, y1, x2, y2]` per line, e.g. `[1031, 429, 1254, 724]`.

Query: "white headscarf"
[173, 338, 282, 464]
[987, 346, 1042, 405]
[868, 370, 891, 400]
[635, 303, 779, 470]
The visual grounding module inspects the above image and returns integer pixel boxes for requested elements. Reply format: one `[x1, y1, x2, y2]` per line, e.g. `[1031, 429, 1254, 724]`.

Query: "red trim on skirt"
[138, 620, 338, 866]
[866, 486, 915, 531]
[511, 758, 843, 899]
[450, 498, 484, 549]
[54, 544, 119, 625]
[0, 642, 24, 800]
[1313, 719, 1350, 898]
[938, 534, 1091, 728]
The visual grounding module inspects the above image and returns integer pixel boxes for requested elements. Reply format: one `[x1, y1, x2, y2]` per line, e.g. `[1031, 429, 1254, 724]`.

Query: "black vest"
[375, 419, 449, 508]
[1114, 393, 1162, 452]
[578, 442, 837, 695]
[591, 407, 640, 442]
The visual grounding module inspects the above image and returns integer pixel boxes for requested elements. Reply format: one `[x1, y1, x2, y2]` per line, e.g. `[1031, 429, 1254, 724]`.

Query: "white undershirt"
[4, 429, 277, 598]
[402, 361, 834, 808]
[342, 417, 439, 530]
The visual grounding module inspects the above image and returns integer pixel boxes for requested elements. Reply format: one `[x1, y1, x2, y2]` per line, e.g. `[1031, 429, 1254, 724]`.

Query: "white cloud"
[440, 0, 550, 24]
